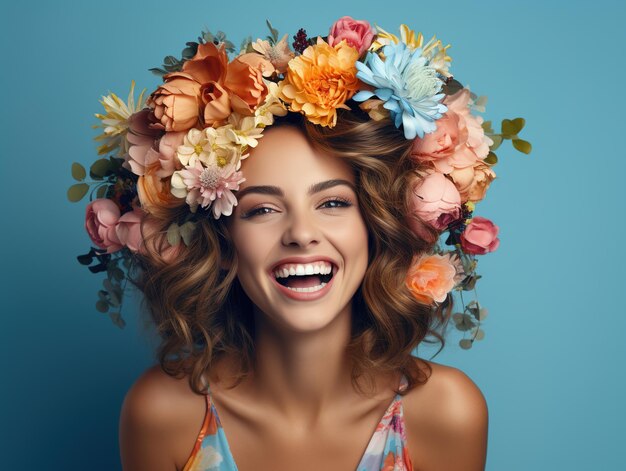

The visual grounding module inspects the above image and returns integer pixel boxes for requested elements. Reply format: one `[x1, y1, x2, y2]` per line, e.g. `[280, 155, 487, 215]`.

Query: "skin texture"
[119, 126, 488, 471]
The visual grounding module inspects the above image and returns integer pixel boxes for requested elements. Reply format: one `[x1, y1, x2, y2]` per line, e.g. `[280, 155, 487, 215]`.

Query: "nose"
[281, 210, 321, 248]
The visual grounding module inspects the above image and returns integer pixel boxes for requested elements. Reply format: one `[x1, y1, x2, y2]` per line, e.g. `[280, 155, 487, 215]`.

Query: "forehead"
[239, 126, 355, 188]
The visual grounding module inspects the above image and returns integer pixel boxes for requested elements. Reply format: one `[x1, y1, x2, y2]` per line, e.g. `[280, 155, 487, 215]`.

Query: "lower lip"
[270, 272, 335, 301]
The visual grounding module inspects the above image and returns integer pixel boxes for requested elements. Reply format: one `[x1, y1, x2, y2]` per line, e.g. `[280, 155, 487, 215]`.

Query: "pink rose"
[460, 216, 500, 255]
[115, 208, 145, 252]
[328, 16, 374, 55]
[85, 199, 123, 253]
[411, 88, 493, 174]
[408, 172, 461, 232]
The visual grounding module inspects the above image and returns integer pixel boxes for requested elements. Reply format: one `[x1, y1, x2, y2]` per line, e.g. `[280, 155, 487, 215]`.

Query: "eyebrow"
[235, 179, 357, 200]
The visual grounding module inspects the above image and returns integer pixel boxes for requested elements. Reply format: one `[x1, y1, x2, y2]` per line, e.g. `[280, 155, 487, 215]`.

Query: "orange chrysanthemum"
[405, 253, 458, 304]
[278, 37, 360, 127]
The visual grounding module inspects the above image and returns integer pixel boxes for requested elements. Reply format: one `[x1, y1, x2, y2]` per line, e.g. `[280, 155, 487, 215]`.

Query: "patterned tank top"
[182, 375, 413, 471]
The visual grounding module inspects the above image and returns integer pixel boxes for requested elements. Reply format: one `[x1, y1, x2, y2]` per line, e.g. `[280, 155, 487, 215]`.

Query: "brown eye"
[318, 198, 352, 209]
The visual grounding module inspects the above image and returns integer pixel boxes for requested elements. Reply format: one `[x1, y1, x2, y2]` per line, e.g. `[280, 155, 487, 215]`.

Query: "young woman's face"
[228, 125, 369, 334]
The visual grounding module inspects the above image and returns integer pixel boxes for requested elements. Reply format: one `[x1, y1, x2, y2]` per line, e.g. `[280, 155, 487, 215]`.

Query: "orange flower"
[406, 253, 458, 304]
[147, 73, 202, 132]
[148, 43, 270, 130]
[225, 53, 269, 116]
[279, 37, 360, 127]
[449, 161, 496, 203]
[136, 163, 182, 215]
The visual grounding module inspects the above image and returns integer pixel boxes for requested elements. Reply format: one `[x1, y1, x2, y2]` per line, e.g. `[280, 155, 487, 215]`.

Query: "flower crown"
[69, 18, 531, 348]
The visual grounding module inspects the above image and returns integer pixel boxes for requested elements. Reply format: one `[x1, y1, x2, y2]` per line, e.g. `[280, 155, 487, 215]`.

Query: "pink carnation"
[85, 199, 123, 253]
[408, 172, 461, 232]
[328, 16, 374, 55]
[460, 216, 500, 255]
[410, 88, 493, 174]
[173, 160, 245, 219]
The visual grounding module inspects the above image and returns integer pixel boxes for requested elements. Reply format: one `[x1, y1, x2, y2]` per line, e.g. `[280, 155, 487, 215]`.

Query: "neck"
[250, 302, 355, 427]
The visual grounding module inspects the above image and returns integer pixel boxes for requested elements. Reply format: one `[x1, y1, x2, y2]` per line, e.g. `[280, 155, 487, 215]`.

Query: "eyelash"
[241, 197, 353, 219]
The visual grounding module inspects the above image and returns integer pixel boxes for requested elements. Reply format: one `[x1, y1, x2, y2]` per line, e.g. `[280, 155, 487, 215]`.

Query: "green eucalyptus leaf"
[459, 339, 473, 350]
[489, 135, 503, 151]
[512, 139, 532, 154]
[90, 158, 113, 178]
[502, 118, 524, 137]
[266, 20, 279, 43]
[478, 308, 489, 321]
[167, 223, 182, 246]
[484, 152, 498, 166]
[77, 254, 93, 265]
[109, 267, 125, 281]
[474, 328, 485, 341]
[482, 120, 493, 134]
[98, 290, 108, 301]
[455, 313, 476, 331]
[179, 221, 197, 246]
[109, 312, 126, 329]
[96, 300, 109, 313]
[72, 162, 86, 181]
[511, 117, 525, 133]
[149, 67, 168, 77]
[452, 312, 464, 325]
[67, 183, 89, 202]
[95, 185, 108, 199]
[462, 275, 482, 291]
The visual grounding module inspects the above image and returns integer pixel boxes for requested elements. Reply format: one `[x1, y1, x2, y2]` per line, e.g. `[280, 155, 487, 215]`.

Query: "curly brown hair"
[133, 107, 452, 396]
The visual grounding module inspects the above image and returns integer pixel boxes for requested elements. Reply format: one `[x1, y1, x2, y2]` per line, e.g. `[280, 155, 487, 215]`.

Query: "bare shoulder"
[119, 364, 207, 471]
[402, 359, 488, 471]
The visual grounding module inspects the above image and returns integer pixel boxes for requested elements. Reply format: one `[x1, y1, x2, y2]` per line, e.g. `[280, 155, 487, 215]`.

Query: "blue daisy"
[352, 42, 447, 140]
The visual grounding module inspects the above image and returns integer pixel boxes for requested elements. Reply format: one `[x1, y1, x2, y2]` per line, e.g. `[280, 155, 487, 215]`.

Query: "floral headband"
[69, 17, 531, 348]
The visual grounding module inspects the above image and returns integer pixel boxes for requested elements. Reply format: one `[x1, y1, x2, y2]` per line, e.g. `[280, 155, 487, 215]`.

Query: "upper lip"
[270, 256, 338, 274]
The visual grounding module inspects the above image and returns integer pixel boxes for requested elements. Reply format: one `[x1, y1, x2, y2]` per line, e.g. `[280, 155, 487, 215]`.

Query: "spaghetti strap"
[183, 374, 413, 471]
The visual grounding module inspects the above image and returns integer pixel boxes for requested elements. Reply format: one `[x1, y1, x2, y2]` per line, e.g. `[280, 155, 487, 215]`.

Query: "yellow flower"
[93, 80, 146, 156]
[370, 25, 452, 77]
[278, 37, 360, 127]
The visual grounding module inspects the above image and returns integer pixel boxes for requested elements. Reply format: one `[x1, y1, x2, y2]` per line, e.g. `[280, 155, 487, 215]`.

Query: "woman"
[118, 109, 488, 470]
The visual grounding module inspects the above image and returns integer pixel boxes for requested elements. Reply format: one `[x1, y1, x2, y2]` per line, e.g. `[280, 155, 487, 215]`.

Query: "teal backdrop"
[2, 0, 625, 469]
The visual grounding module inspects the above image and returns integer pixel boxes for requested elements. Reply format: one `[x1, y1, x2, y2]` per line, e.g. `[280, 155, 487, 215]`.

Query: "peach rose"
[278, 38, 360, 127]
[137, 164, 183, 215]
[406, 253, 458, 304]
[147, 72, 203, 132]
[460, 216, 500, 255]
[408, 172, 461, 231]
[449, 161, 496, 203]
[225, 53, 269, 116]
[328, 16, 374, 56]
[85, 199, 123, 253]
[411, 88, 493, 174]
[115, 208, 145, 252]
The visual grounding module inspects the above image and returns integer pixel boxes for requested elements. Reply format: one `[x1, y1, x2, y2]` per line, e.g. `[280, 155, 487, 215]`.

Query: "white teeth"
[273, 261, 333, 279]
[285, 282, 327, 293]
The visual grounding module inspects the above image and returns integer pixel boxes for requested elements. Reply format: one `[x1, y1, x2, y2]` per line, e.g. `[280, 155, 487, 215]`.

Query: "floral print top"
[182, 375, 413, 471]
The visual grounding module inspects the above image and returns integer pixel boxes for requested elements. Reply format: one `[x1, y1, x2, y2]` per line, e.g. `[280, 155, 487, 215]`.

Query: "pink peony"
[408, 172, 461, 232]
[115, 208, 145, 252]
[410, 88, 493, 174]
[85, 199, 123, 253]
[328, 16, 374, 55]
[460, 216, 500, 255]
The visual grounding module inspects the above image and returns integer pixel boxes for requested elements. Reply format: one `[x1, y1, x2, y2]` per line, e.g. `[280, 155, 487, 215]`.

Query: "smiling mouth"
[275, 271, 334, 289]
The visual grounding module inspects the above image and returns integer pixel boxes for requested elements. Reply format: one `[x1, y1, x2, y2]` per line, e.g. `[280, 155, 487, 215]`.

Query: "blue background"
[2, 0, 625, 469]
